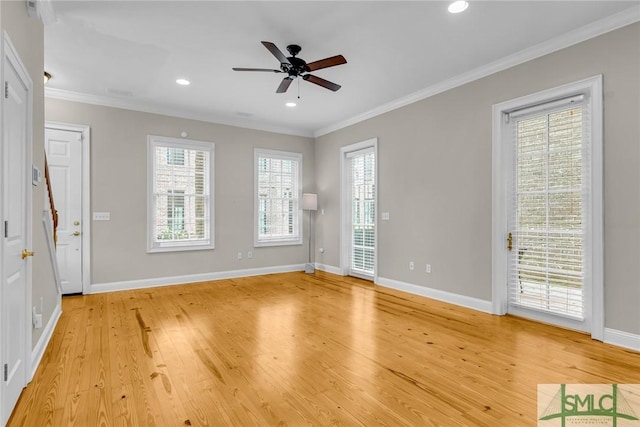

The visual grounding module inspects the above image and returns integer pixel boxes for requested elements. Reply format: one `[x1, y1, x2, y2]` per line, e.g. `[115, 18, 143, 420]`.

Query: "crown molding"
[44, 87, 314, 138]
[44, 6, 639, 140]
[314, 5, 640, 138]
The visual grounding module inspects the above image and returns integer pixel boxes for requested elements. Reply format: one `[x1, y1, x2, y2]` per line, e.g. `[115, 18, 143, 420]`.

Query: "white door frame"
[0, 30, 33, 423]
[491, 76, 603, 340]
[340, 137, 378, 281]
[44, 122, 90, 294]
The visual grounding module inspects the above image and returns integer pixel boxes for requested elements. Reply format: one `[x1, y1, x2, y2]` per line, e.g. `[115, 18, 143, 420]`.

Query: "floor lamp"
[302, 193, 317, 274]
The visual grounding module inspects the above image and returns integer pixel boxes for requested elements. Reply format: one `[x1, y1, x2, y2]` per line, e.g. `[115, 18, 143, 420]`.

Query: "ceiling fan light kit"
[233, 41, 347, 94]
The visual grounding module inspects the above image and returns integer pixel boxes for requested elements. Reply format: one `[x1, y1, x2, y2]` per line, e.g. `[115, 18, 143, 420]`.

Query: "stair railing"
[44, 154, 58, 246]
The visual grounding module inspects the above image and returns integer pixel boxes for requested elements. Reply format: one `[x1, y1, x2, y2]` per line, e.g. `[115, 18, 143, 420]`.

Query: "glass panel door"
[349, 150, 375, 277]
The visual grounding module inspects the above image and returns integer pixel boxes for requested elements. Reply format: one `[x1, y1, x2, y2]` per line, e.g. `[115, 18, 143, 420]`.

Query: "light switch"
[93, 212, 110, 221]
[381, 212, 390, 220]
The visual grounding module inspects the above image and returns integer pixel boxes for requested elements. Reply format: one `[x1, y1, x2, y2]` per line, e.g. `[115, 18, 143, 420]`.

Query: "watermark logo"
[538, 384, 640, 426]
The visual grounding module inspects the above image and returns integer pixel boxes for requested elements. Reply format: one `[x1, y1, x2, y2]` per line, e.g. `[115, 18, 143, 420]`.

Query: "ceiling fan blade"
[232, 67, 282, 72]
[276, 77, 293, 93]
[303, 74, 341, 92]
[261, 41, 291, 65]
[305, 55, 347, 72]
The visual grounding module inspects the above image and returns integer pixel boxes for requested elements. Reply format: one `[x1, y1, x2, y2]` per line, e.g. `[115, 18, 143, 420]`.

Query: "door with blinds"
[506, 95, 594, 332]
[345, 146, 376, 279]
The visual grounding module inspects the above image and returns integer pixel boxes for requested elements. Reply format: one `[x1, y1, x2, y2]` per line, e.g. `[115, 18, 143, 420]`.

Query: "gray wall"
[45, 99, 314, 284]
[315, 23, 640, 335]
[44, 23, 639, 336]
[1, 1, 58, 349]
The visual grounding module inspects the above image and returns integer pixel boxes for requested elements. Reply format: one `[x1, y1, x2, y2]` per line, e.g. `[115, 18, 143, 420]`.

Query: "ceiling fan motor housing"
[283, 56, 309, 76]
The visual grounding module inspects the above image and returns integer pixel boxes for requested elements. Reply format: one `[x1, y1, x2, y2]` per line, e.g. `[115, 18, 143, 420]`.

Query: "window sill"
[254, 239, 303, 248]
[147, 242, 214, 253]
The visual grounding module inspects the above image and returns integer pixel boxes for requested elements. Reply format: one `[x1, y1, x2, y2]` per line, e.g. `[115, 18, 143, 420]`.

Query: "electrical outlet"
[409, 261, 414, 271]
[237, 252, 242, 260]
[247, 251, 253, 259]
[426, 264, 432, 273]
[32, 307, 42, 329]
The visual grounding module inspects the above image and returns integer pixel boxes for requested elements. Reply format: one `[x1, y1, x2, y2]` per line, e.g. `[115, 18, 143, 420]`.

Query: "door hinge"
[4, 221, 7, 238]
[507, 232, 513, 251]
[4, 363, 7, 381]
[4, 81, 8, 99]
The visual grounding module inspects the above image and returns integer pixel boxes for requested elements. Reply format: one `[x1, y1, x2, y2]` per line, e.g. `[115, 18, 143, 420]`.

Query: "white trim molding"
[315, 263, 343, 276]
[88, 264, 305, 294]
[376, 276, 493, 314]
[315, 6, 639, 137]
[45, 87, 313, 138]
[30, 301, 62, 380]
[42, 7, 639, 140]
[603, 328, 640, 353]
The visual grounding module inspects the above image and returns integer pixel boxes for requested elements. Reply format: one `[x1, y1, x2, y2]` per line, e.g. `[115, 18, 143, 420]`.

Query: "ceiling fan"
[233, 41, 347, 93]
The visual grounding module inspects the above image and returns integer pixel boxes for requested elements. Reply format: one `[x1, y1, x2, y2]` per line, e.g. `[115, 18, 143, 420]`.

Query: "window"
[167, 190, 185, 235]
[511, 103, 586, 319]
[167, 147, 185, 166]
[147, 136, 214, 252]
[254, 149, 302, 246]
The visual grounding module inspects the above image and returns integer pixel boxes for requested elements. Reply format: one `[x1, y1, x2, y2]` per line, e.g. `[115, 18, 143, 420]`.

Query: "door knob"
[21, 249, 35, 259]
[73, 231, 81, 236]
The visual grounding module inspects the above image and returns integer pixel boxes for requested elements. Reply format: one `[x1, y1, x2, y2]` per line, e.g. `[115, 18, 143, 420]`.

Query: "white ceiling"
[43, 1, 639, 137]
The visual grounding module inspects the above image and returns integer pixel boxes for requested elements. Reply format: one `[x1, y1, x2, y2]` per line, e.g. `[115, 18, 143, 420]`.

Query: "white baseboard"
[604, 328, 640, 352]
[89, 264, 305, 294]
[89, 267, 639, 353]
[315, 263, 344, 276]
[376, 276, 493, 314]
[30, 300, 62, 381]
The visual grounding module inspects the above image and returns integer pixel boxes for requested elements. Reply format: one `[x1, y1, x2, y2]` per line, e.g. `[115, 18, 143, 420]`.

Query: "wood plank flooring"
[8, 271, 640, 426]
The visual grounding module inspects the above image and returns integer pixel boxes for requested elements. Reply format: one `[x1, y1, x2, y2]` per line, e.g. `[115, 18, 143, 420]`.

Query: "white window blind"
[349, 149, 375, 275]
[254, 149, 302, 246]
[147, 136, 214, 252]
[509, 99, 590, 319]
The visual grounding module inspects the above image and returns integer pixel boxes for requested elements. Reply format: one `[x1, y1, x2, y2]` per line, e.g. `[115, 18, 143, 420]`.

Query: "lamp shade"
[301, 193, 318, 211]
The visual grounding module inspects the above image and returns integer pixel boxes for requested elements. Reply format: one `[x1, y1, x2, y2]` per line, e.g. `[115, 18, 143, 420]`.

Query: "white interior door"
[1, 39, 31, 426]
[45, 128, 83, 294]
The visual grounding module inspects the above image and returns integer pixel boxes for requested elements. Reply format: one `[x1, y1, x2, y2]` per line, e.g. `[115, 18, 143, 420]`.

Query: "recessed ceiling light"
[285, 102, 297, 107]
[176, 78, 190, 86]
[448, 0, 469, 14]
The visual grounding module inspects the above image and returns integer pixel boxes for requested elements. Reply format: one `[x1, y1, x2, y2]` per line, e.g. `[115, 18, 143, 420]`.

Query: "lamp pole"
[302, 193, 317, 274]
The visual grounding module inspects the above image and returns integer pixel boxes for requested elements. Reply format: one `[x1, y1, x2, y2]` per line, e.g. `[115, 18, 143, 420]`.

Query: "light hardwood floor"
[8, 271, 640, 426]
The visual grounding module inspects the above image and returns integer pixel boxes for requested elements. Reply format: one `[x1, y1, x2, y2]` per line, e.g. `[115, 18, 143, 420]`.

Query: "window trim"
[491, 75, 603, 340]
[254, 148, 303, 247]
[147, 135, 215, 253]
